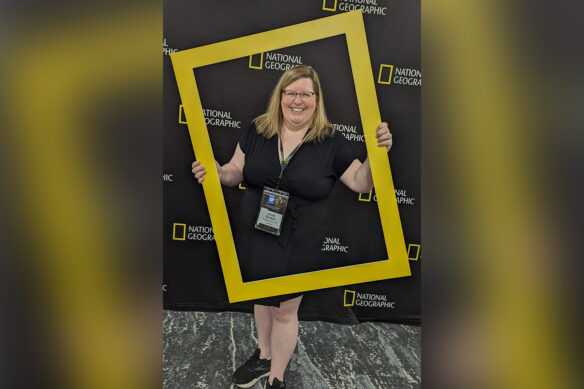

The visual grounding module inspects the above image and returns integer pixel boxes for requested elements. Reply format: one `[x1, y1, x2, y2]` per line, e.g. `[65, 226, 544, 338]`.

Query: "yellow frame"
[170, 10, 411, 303]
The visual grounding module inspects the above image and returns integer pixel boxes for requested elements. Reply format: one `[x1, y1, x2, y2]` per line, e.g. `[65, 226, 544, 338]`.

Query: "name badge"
[255, 187, 290, 236]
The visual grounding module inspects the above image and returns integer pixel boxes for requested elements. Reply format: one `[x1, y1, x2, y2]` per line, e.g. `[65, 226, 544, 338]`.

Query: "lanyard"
[277, 129, 310, 187]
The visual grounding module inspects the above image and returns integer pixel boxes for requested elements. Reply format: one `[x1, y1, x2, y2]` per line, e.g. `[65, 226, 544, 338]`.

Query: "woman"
[192, 65, 392, 389]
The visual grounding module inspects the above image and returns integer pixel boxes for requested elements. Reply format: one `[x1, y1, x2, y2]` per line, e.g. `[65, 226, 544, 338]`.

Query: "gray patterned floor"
[163, 310, 420, 389]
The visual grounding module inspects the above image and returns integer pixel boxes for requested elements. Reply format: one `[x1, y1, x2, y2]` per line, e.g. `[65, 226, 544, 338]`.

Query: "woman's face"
[280, 77, 317, 130]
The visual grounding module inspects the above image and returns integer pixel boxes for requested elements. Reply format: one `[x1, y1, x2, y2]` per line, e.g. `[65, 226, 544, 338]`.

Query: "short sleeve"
[332, 132, 356, 177]
[238, 123, 256, 154]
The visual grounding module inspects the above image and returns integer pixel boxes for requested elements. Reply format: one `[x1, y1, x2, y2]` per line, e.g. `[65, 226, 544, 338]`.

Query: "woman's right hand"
[191, 160, 222, 184]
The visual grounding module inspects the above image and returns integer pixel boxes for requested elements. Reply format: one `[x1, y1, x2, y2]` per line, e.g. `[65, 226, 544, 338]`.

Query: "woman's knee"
[270, 296, 302, 323]
[270, 306, 297, 323]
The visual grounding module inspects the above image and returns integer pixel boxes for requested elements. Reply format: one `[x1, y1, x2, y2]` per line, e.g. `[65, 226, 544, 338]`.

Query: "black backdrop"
[163, 0, 420, 324]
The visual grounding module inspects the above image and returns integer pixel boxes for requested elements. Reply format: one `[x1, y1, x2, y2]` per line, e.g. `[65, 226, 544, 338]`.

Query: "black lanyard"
[277, 129, 310, 187]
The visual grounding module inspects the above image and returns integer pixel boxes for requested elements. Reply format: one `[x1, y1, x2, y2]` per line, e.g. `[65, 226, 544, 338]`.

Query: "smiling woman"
[254, 65, 333, 143]
[280, 78, 316, 131]
[190, 64, 392, 388]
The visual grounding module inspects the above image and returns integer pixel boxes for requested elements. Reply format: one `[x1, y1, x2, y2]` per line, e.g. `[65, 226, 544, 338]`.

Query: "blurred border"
[1, 1, 162, 388]
[422, 0, 583, 387]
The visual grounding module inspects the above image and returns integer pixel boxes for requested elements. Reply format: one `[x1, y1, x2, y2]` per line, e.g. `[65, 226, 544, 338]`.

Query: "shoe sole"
[234, 371, 270, 388]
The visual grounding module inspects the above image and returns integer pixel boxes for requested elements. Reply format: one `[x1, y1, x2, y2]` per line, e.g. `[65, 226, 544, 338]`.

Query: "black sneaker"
[264, 377, 285, 389]
[232, 348, 271, 388]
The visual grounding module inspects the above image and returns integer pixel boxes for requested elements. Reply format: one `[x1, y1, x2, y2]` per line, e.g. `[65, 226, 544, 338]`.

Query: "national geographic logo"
[249, 51, 303, 71]
[332, 123, 364, 143]
[172, 223, 215, 241]
[321, 236, 349, 253]
[323, 0, 389, 16]
[163, 38, 177, 56]
[344, 290, 396, 308]
[394, 188, 415, 205]
[358, 188, 416, 206]
[178, 105, 242, 129]
[202, 108, 241, 128]
[378, 64, 422, 87]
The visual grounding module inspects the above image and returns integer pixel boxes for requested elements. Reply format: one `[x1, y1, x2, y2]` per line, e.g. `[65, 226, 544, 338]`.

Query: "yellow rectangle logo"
[178, 104, 187, 124]
[358, 190, 373, 202]
[344, 290, 356, 306]
[407, 244, 420, 260]
[249, 53, 264, 69]
[172, 223, 186, 240]
[322, 0, 338, 11]
[378, 64, 393, 84]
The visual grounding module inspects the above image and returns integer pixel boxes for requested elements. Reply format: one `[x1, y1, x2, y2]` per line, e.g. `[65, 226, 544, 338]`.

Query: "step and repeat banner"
[163, 0, 420, 324]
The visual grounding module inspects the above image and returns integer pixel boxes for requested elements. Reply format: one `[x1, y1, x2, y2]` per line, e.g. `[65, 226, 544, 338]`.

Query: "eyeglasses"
[282, 90, 317, 102]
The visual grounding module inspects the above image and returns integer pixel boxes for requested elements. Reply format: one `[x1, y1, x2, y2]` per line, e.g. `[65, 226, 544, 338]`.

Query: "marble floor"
[163, 310, 421, 388]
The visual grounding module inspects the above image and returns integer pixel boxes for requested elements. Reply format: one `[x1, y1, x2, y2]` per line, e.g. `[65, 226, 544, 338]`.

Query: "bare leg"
[268, 295, 303, 384]
[254, 304, 273, 359]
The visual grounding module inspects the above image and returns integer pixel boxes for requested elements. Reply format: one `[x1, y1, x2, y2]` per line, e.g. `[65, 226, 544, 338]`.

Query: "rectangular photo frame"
[171, 10, 411, 302]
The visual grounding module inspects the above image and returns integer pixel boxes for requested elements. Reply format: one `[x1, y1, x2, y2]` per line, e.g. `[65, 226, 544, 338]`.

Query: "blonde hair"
[253, 65, 334, 143]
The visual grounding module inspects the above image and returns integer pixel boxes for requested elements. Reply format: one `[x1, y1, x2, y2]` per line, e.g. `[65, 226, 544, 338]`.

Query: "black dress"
[236, 124, 355, 306]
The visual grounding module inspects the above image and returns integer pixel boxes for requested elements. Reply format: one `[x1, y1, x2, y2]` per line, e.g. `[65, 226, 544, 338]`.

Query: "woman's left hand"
[376, 122, 392, 151]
